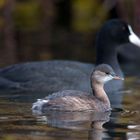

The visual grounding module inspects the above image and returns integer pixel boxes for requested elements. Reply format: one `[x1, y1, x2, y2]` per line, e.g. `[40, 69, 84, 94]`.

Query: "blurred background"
[0, 0, 140, 67]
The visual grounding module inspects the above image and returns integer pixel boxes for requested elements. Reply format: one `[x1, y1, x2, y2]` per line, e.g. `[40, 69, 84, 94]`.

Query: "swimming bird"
[0, 19, 139, 102]
[32, 64, 123, 113]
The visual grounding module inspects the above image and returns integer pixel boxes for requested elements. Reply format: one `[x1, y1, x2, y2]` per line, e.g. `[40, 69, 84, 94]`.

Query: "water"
[0, 76, 140, 140]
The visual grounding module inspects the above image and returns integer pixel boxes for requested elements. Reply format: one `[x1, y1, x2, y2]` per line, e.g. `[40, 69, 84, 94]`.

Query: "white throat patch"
[103, 75, 113, 83]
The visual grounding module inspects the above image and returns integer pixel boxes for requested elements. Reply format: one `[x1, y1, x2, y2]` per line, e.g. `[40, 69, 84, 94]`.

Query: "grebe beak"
[113, 76, 124, 80]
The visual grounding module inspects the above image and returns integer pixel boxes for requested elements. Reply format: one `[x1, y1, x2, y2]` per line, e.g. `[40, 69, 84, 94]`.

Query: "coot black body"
[0, 19, 140, 107]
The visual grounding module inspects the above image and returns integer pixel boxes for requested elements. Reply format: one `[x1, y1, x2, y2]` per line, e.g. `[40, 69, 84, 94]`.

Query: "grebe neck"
[92, 81, 110, 107]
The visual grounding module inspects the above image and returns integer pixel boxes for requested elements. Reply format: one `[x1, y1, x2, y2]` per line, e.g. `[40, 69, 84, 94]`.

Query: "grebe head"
[91, 64, 124, 84]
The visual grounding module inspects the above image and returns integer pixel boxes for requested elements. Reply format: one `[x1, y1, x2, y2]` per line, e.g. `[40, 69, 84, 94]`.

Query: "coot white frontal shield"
[128, 25, 140, 47]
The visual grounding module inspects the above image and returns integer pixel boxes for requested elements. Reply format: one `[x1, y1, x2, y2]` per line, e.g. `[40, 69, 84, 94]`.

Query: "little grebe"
[32, 64, 123, 113]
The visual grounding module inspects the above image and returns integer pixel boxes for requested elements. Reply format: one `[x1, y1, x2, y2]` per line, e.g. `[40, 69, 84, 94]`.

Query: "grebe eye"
[105, 72, 109, 75]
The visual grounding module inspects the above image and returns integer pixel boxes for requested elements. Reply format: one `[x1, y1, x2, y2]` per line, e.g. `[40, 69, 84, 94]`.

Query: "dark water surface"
[0, 76, 140, 140]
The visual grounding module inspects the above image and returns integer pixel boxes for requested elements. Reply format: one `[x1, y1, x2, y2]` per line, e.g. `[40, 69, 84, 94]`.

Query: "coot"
[0, 19, 139, 102]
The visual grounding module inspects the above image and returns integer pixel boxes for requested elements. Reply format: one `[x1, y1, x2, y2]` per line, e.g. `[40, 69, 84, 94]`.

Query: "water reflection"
[33, 111, 111, 140]
[33, 111, 111, 130]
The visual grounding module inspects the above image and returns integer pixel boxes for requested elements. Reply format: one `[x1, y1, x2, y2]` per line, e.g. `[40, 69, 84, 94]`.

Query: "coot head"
[97, 19, 140, 47]
[96, 19, 140, 77]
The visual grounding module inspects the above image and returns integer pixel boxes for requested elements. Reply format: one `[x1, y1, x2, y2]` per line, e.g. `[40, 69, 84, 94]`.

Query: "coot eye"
[122, 26, 126, 31]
